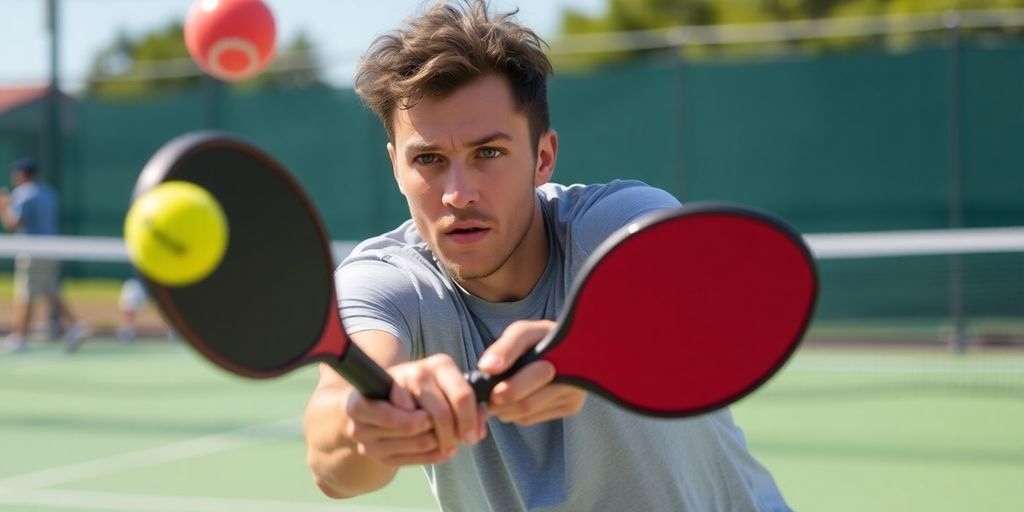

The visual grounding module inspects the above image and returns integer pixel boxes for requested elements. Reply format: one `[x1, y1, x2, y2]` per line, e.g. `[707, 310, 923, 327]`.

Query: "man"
[304, 1, 791, 510]
[0, 157, 88, 353]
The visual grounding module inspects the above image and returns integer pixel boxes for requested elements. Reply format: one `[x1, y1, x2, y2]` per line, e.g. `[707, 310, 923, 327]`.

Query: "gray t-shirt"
[337, 180, 791, 512]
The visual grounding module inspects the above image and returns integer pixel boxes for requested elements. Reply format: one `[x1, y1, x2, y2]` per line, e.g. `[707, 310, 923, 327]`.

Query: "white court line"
[789, 358, 1024, 374]
[0, 417, 300, 490]
[0, 488, 433, 512]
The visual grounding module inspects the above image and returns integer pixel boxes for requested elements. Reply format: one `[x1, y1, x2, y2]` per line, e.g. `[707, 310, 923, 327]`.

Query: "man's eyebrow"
[466, 131, 513, 147]
[403, 131, 514, 154]
[404, 140, 441, 154]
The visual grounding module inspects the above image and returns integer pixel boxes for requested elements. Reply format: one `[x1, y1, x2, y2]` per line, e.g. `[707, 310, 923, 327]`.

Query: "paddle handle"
[333, 343, 394, 401]
[466, 349, 543, 402]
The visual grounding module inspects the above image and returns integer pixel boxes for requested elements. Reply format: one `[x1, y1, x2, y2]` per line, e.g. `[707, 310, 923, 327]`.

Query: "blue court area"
[1, 339, 1022, 511]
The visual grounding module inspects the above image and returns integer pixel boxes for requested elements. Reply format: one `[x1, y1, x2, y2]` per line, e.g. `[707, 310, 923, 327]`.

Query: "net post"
[948, 253, 967, 354]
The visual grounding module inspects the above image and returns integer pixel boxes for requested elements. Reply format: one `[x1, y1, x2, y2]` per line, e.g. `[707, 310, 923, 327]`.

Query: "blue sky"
[0, 0, 606, 91]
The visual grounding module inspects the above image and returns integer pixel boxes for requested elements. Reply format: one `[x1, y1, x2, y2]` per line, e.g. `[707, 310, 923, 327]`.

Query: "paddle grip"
[466, 349, 543, 403]
[333, 343, 394, 401]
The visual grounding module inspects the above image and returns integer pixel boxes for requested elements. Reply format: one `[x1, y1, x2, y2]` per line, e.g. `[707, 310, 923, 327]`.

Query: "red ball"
[184, 0, 276, 81]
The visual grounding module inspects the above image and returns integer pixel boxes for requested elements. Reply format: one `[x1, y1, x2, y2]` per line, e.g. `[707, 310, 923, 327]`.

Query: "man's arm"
[304, 330, 422, 497]
[0, 192, 21, 232]
[304, 330, 487, 498]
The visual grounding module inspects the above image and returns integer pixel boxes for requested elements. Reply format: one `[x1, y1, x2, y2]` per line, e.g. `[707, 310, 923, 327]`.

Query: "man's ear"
[387, 142, 405, 195]
[534, 129, 558, 187]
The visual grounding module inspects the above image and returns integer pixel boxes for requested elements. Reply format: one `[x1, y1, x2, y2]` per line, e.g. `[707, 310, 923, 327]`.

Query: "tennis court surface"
[0, 338, 435, 512]
[2, 336, 1022, 511]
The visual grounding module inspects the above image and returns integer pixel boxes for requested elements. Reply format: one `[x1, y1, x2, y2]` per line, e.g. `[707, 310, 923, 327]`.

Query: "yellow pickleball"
[124, 181, 228, 286]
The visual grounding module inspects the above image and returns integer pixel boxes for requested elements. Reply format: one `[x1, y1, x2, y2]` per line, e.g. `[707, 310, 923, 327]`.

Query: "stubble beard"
[426, 201, 536, 284]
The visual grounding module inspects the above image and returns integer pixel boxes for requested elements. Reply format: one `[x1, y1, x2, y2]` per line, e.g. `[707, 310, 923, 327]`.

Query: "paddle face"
[534, 205, 816, 417]
[131, 132, 391, 398]
[135, 133, 813, 415]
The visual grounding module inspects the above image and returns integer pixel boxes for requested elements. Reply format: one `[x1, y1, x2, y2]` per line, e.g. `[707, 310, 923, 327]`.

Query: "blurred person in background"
[0, 157, 88, 353]
[117, 277, 177, 343]
[117, 278, 145, 342]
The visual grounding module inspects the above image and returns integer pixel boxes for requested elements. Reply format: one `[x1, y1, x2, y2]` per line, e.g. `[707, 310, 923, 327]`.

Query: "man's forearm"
[0, 208, 18, 232]
[304, 384, 398, 498]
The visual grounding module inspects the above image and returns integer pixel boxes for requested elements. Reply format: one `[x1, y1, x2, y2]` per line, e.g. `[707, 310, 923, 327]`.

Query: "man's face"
[10, 170, 28, 187]
[388, 74, 555, 283]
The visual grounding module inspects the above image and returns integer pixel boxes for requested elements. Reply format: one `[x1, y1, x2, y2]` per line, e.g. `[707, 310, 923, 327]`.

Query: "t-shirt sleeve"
[569, 180, 682, 256]
[9, 190, 27, 223]
[335, 258, 420, 358]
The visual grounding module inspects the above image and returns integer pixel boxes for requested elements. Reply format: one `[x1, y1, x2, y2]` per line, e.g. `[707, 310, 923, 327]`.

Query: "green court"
[2, 340, 1022, 511]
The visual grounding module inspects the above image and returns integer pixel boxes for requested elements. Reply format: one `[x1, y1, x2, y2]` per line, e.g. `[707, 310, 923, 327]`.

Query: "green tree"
[553, 0, 1024, 69]
[86, 22, 325, 98]
[555, 0, 720, 68]
[86, 22, 195, 98]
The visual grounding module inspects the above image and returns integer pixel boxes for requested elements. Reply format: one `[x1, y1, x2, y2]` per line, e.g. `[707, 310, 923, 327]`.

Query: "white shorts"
[119, 278, 147, 311]
[14, 255, 60, 302]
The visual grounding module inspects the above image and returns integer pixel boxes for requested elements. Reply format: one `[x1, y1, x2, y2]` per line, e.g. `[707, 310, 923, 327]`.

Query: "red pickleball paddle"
[131, 132, 817, 417]
[467, 204, 817, 417]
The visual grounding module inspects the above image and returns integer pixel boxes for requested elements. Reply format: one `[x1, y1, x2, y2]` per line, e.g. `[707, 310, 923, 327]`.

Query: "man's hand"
[343, 384, 440, 466]
[0, 190, 16, 232]
[477, 320, 586, 425]
[347, 354, 488, 465]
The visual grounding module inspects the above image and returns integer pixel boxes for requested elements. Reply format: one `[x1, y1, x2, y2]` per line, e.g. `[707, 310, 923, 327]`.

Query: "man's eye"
[414, 154, 441, 165]
[479, 148, 503, 159]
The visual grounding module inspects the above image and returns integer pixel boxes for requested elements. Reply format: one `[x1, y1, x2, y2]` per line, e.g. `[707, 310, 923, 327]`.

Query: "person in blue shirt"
[0, 157, 87, 353]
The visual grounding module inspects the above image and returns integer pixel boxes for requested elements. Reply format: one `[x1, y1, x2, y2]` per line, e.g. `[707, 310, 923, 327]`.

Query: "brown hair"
[354, 0, 552, 149]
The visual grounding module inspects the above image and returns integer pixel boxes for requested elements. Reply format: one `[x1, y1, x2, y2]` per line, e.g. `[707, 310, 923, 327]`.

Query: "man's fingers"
[381, 450, 458, 466]
[358, 433, 458, 466]
[489, 384, 586, 424]
[396, 355, 467, 455]
[476, 404, 489, 441]
[346, 392, 431, 434]
[477, 320, 556, 375]
[489, 360, 555, 406]
[431, 359, 481, 446]
[506, 404, 583, 426]
[357, 431, 439, 457]
[389, 383, 417, 411]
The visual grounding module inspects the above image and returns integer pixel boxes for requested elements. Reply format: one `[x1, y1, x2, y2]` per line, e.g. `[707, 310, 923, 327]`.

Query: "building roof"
[0, 85, 53, 114]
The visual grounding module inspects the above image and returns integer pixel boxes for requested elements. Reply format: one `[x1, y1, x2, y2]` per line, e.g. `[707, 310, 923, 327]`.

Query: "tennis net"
[807, 226, 1024, 352]
[1, 225, 1022, 351]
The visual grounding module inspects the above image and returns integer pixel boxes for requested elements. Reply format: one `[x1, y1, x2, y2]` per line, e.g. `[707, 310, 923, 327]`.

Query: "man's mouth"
[445, 225, 490, 244]
[449, 226, 487, 234]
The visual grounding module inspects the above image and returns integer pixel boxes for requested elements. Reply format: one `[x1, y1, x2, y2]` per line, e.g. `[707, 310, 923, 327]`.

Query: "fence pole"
[946, 11, 967, 354]
[44, 0, 62, 192]
[201, 75, 222, 129]
[671, 35, 686, 201]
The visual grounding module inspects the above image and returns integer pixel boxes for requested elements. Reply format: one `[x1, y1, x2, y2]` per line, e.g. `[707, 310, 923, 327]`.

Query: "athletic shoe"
[117, 327, 135, 343]
[1, 335, 28, 354]
[63, 323, 90, 354]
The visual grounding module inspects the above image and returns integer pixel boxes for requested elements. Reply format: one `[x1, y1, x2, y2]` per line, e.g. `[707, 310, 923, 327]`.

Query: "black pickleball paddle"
[131, 131, 392, 399]
[131, 132, 817, 417]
